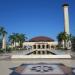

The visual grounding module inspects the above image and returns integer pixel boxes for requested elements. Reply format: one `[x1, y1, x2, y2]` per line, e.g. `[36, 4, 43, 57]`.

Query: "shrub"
[0, 49, 5, 53]
[6, 47, 12, 53]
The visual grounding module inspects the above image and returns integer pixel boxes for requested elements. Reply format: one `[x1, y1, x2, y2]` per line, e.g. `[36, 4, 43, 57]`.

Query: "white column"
[63, 4, 70, 34]
[35, 44, 37, 50]
[32, 45, 33, 50]
[36, 51, 37, 55]
[50, 44, 51, 50]
[36, 44, 38, 54]
[40, 51, 42, 55]
[40, 44, 42, 50]
[63, 4, 71, 49]
[45, 44, 47, 54]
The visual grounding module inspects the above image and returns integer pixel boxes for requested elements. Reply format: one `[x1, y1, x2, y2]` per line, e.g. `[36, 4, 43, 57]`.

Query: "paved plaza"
[0, 0, 75, 74]
[0, 50, 75, 75]
[0, 58, 75, 75]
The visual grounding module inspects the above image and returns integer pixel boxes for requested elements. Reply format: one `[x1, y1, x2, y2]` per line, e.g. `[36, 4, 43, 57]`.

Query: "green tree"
[9, 33, 17, 48]
[57, 32, 71, 49]
[9, 33, 27, 48]
[16, 33, 27, 48]
[0, 26, 7, 49]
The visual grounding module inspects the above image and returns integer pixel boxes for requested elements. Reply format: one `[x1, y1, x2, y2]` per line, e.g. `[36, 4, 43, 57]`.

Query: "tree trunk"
[19, 41, 20, 47]
[62, 40, 65, 49]
[65, 40, 67, 49]
[19, 41, 23, 48]
[11, 42, 14, 48]
[14, 41, 16, 48]
[2, 35, 6, 49]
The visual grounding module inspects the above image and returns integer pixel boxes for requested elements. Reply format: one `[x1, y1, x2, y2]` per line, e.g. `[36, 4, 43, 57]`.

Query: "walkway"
[0, 58, 75, 75]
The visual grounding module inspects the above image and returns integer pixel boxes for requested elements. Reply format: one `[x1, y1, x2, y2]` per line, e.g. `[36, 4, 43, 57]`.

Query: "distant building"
[22, 36, 58, 54]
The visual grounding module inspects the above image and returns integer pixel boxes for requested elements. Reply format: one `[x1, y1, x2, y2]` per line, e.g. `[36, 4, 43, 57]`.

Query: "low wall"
[11, 55, 71, 59]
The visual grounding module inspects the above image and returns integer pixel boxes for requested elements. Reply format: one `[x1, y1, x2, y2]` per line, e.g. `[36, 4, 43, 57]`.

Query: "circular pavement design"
[10, 63, 75, 75]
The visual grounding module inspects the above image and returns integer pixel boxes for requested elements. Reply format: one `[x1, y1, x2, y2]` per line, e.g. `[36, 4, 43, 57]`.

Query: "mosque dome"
[29, 36, 54, 42]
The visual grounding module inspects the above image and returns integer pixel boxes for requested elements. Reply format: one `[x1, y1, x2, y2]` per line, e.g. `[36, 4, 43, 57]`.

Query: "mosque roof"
[29, 36, 54, 42]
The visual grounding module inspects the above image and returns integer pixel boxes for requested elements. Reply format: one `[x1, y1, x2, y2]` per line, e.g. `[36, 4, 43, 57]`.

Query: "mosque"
[13, 4, 70, 55]
[22, 4, 70, 52]
[22, 36, 58, 54]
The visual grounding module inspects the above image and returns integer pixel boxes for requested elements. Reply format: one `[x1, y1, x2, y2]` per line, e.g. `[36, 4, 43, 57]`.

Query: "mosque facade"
[22, 36, 58, 54]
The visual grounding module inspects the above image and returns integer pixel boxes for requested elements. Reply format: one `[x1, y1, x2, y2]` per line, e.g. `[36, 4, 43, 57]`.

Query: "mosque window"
[38, 51, 41, 54]
[46, 45, 50, 49]
[38, 45, 41, 49]
[42, 45, 45, 49]
[33, 45, 36, 49]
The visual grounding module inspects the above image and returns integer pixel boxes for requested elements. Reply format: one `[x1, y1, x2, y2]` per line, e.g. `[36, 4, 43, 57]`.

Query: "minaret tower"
[63, 4, 70, 34]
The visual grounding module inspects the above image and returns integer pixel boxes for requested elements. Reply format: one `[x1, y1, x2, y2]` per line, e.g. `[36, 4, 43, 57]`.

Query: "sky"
[0, 0, 75, 41]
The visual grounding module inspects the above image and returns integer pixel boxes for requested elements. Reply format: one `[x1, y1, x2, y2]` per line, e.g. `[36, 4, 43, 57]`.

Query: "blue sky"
[0, 0, 75, 40]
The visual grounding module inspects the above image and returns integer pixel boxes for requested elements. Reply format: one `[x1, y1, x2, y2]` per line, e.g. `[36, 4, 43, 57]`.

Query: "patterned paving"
[10, 63, 75, 75]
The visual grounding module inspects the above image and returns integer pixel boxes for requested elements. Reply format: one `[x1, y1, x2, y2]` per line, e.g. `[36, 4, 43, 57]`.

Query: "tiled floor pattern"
[10, 63, 75, 75]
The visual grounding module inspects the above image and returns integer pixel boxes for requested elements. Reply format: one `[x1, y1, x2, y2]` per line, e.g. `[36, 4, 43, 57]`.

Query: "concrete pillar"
[50, 44, 51, 50]
[36, 44, 38, 55]
[63, 4, 70, 34]
[40, 51, 41, 55]
[45, 44, 46, 50]
[41, 45, 42, 49]
[36, 44, 38, 50]
[45, 44, 47, 54]
[35, 51, 37, 55]
[32, 45, 33, 50]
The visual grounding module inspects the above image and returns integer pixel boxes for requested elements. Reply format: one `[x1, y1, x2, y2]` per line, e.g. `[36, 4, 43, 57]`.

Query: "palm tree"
[9, 33, 27, 48]
[0, 26, 7, 49]
[16, 33, 27, 48]
[57, 32, 71, 49]
[9, 33, 17, 48]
